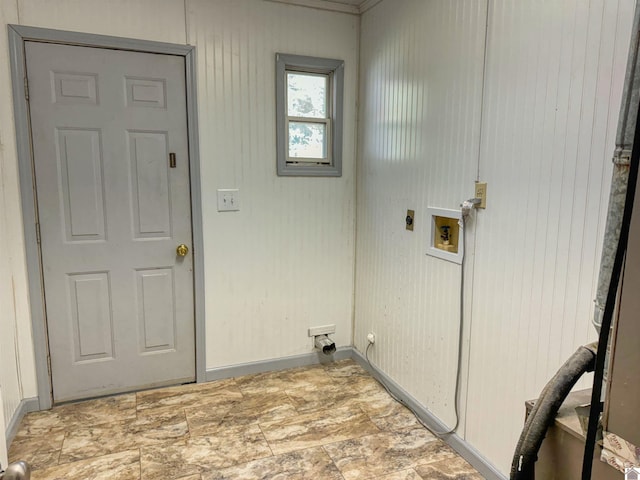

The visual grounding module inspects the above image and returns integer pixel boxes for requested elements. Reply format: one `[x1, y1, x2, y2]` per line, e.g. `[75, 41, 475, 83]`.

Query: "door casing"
[8, 25, 206, 410]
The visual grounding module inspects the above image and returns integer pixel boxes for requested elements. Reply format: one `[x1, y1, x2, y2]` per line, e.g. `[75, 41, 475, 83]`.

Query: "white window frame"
[276, 53, 344, 177]
[286, 70, 332, 166]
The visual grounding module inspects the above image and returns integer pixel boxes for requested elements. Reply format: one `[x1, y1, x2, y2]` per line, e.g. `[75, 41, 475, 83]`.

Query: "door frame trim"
[8, 25, 206, 410]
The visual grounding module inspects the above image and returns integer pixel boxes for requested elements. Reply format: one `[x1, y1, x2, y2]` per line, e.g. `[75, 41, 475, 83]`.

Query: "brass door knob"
[176, 244, 189, 257]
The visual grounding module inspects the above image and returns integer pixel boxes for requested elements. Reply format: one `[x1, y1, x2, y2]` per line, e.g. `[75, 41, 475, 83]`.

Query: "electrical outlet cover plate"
[475, 182, 487, 209]
[406, 209, 415, 231]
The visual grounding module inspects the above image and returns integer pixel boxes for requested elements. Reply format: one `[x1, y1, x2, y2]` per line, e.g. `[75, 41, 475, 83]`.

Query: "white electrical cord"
[364, 198, 480, 437]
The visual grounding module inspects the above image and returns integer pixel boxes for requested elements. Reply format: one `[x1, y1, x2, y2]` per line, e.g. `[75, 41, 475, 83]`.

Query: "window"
[276, 53, 344, 176]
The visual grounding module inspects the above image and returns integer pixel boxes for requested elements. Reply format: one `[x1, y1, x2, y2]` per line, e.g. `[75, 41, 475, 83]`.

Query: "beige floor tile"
[8, 440, 61, 471]
[283, 365, 337, 388]
[235, 364, 335, 395]
[233, 371, 288, 395]
[324, 359, 370, 378]
[16, 394, 136, 437]
[186, 391, 297, 434]
[374, 469, 424, 480]
[283, 384, 355, 413]
[9, 432, 64, 463]
[130, 408, 191, 440]
[369, 403, 423, 433]
[136, 379, 242, 414]
[203, 446, 343, 480]
[59, 408, 189, 463]
[356, 387, 403, 418]
[284, 372, 383, 414]
[329, 370, 385, 394]
[140, 424, 272, 480]
[31, 449, 140, 480]
[260, 404, 380, 455]
[12, 412, 66, 439]
[414, 457, 485, 479]
[58, 422, 129, 464]
[323, 428, 453, 480]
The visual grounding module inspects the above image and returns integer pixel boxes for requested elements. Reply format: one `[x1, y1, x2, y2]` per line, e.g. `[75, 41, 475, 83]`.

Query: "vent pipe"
[594, 3, 640, 335]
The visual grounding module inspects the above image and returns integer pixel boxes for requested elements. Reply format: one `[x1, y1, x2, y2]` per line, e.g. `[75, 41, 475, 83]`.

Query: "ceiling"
[265, 0, 382, 15]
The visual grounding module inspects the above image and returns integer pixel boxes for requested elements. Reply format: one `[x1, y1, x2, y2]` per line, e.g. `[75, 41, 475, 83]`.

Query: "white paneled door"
[26, 42, 195, 402]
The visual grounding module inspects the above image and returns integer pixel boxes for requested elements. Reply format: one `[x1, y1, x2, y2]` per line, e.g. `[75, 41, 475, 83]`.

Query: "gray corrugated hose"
[510, 343, 597, 480]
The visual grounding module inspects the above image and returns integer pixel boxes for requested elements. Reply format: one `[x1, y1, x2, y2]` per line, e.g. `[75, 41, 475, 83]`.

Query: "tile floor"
[9, 359, 484, 480]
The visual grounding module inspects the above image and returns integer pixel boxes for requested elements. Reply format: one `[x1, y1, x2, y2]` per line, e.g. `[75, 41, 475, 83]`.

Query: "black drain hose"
[510, 343, 597, 480]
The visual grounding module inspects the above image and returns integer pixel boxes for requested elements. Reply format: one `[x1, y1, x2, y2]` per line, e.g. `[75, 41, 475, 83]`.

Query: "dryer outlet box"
[308, 325, 336, 337]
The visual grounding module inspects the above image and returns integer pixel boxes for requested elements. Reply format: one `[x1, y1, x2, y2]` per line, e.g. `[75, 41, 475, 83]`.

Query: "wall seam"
[184, 0, 190, 45]
[350, 5, 362, 349]
[463, 0, 492, 441]
[475, 0, 491, 182]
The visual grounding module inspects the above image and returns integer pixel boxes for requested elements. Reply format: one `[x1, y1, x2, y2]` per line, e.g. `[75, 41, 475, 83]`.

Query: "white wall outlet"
[367, 332, 376, 344]
[217, 189, 240, 212]
[308, 324, 336, 337]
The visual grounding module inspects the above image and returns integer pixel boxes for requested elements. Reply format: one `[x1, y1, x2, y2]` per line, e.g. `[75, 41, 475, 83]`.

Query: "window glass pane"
[288, 122, 327, 159]
[287, 73, 327, 119]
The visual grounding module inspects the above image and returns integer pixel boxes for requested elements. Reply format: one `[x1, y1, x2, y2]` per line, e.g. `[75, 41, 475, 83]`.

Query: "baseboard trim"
[6, 397, 39, 445]
[351, 348, 507, 480]
[205, 347, 353, 382]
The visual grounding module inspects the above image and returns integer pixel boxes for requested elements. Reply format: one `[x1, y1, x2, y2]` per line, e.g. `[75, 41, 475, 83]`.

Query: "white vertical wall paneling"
[466, 0, 634, 472]
[18, 0, 188, 44]
[355, 0, 487, 428]
[0, 388, 7, 466]
[0, 0, 34, 432]
[0, 149, 23, 438]
[187, 0, 357, 368]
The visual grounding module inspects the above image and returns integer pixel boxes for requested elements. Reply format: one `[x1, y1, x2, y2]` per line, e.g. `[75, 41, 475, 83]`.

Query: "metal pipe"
[314, 334, 336, 355]
[593, 0, 640, 334]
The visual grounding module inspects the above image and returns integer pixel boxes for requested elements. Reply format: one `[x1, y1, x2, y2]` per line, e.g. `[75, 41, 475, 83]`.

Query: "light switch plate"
[217, 189, 240, 212]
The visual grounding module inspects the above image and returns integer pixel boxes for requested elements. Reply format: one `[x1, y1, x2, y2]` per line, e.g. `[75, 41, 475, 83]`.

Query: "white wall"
[0, 0, 357, 428]
[0, 0, 37, 452]
[355, 0, 633, 474]
[355, 0, 487, 429]
[467, 0, 633, 470]
[186, 0, 357, 367]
